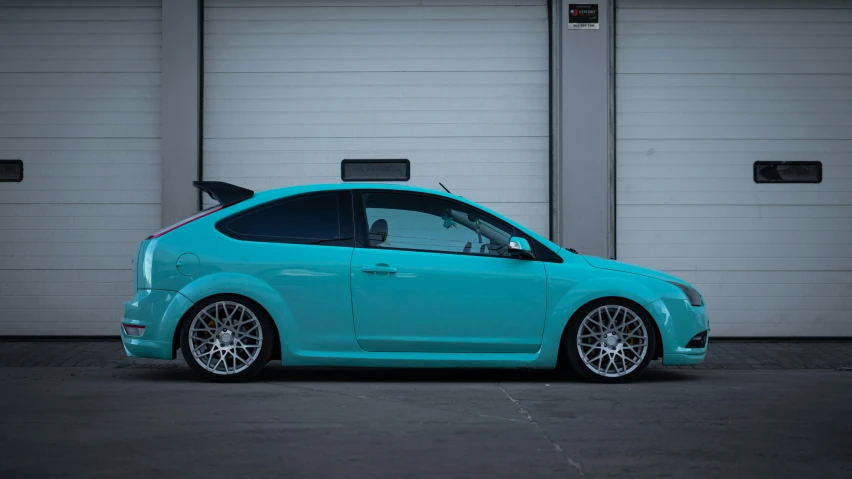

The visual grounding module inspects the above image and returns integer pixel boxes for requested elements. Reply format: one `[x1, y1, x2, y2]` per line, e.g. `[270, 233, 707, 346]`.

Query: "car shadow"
[256, 366, 701, 384]
[127, 363, 701, 384]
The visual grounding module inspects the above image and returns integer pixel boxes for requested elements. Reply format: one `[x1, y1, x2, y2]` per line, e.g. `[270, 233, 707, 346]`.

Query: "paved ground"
[2, 339, 852, 370]
[1, 341, 851, 479]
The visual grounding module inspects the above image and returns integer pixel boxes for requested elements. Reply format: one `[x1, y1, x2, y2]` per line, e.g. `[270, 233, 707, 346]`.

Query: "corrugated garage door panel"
[203, 0, 550, 236]
[0, 0, 161, 335]
[616, 0, 852, 336]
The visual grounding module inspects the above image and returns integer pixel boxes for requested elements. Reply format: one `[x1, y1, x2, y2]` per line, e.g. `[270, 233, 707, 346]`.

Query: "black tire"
[179, 295, 275, 382]
[563, 298, 657, 383]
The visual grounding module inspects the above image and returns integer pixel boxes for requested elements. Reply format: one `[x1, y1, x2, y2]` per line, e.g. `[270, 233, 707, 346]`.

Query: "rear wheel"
[180, 296, 274, 382]
[564, 299, 656, 382]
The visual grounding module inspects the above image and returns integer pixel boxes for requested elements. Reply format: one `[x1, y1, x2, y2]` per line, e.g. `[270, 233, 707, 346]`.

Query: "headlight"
[668, 282, 703, 307]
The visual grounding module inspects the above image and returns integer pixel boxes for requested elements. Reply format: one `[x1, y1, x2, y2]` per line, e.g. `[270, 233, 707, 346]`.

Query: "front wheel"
[563, 299, 656, 383]
[180, 296, 274, 382]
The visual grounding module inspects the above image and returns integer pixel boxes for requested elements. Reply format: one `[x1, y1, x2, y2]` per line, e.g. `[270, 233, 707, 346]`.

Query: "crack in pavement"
[496, 382, 584, 477]
[259, 381, 523, 424]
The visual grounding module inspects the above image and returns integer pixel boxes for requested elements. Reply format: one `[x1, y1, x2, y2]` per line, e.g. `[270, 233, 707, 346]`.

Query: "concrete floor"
[1, 366, 850, 479]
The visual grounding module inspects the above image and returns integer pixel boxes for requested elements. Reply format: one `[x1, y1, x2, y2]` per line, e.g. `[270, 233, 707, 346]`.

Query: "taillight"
[147, 205, 222, 239]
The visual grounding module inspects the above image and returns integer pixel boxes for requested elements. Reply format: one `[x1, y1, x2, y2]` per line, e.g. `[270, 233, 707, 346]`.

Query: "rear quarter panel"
[152, 198, 357, 359]
[177, 271, 299, 345]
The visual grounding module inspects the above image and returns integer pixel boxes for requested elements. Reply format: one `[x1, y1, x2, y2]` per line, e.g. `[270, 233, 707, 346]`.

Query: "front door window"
[362, 192, 515, 257]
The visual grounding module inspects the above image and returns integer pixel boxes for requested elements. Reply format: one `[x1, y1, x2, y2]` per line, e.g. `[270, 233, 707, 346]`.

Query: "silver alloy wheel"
[188, 301, 263, 375]
[576, 305, 649, 378]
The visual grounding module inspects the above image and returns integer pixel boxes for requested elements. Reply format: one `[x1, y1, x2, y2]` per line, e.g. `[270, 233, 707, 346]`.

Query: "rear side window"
[217, 193, 347, 245]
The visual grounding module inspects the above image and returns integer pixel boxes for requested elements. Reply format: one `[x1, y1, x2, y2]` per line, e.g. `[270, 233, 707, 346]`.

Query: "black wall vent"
[754, 161, 821, 184]
[342, 159, 410, 182]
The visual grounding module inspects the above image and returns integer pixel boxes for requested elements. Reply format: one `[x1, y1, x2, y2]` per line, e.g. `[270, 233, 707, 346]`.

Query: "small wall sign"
[0, 160, 23, 182]
[568, 4, 599, 29]
[341, 159, 410, 182]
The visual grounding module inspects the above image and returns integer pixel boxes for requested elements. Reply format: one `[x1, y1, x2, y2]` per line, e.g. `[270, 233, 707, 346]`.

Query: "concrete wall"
[161, 0, 201, 226]
[553, 0, 614, 258]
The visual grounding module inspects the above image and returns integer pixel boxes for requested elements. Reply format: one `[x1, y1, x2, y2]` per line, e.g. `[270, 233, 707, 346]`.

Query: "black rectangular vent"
[686, 332, 708, 349]
[754, 161, 821, 184]
[0, 159, 23, 182]
[342, 159, 410, 182]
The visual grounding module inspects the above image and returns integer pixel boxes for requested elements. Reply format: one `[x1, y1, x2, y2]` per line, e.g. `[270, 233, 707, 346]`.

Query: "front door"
[350, 191, 547, 353]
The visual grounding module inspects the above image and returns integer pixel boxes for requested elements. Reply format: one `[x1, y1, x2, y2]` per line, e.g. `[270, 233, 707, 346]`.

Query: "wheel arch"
[175, 272, 295, 358]
[171, 292, 282, 360]
[555, 296, 663, 369]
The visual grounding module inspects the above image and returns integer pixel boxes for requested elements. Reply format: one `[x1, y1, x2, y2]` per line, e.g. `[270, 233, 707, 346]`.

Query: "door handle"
[361, 264, 397, 275]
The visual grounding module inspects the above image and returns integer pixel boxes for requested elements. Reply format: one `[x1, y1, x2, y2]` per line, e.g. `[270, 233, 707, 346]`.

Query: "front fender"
[539, 272, 663, 366]
[178, 272, 298, 354]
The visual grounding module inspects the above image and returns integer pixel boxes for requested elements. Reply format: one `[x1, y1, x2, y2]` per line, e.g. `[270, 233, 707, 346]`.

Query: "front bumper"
[120, 289, 194, 360]
[646, 298, 709, 366]
[663, 351, 707, 366]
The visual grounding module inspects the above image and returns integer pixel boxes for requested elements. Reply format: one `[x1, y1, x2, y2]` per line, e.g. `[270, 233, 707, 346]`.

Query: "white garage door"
[0, 1, 162, 335]
[203, 0, 550, 236]
[616, 0, 852, 336]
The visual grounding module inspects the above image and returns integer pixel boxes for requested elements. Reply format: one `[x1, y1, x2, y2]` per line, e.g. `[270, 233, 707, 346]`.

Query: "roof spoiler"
[192, 181, 254, 206]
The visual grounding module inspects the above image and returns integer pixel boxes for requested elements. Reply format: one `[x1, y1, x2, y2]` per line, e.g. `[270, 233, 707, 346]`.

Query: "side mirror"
[507, 237, 533, 258]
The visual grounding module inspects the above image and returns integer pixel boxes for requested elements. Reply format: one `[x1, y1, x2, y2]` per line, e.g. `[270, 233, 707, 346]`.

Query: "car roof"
[248, 183, 480, 221]
[257, 182, 463, 202]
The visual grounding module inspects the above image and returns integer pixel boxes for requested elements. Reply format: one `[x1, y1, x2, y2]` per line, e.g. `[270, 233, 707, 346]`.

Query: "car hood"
[582, 256, 688, 286]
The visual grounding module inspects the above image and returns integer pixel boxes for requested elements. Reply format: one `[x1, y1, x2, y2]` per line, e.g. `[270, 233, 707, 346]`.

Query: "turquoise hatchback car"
[121, 181, 708, 382]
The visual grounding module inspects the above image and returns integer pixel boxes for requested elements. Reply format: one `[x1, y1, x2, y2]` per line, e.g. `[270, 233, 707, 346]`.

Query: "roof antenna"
[438, 182, 452, 194]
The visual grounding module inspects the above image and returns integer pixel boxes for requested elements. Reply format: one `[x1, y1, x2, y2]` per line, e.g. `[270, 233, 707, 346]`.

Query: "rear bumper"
[646, 298, 709, 366]
[122, 338, 174, 360]
[120, 289, 194, 360]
